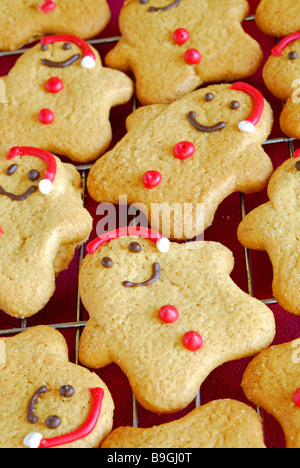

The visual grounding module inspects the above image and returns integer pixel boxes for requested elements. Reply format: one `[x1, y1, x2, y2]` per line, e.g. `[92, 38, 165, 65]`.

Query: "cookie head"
[40, 34, 96, 69]
[263, 31, 300, 101]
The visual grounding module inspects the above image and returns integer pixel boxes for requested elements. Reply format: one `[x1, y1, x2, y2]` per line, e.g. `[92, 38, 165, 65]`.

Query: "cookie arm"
[237, 203, 273, 251]
[79, 319, 112, 369]
[105, 39, 131, 73]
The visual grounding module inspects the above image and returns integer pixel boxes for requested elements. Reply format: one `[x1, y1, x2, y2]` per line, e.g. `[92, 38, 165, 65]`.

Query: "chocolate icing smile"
[0, 185, 37, 201]
[122, 262, 161, 287]
[187, 111, 227, 133]
[41, 54, 81, 68]
[147, 0, 182, 12]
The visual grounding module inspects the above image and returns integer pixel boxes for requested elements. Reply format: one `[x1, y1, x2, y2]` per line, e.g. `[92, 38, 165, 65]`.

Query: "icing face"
[41, 42, 81, 68]
[40, 35, 96, 69]
[0, 161, 42, 201]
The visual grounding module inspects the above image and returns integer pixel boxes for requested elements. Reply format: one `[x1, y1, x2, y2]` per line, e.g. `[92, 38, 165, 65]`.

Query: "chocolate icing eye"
[60, 385, 75, 397]
[101, 257, 113, 268]
[295, 161, 300, 171]
[204, 93, 214, 102]
[128, 242, 142, 253]
[46, 415, 61, 429]
[230, 100, 240, 110]
[139, 0, 149, 3]
[62, 42, 71, 50]
[6, 164, 18, 176]
[40, 44, 48, 51]
[27, 169, 40, 182]
[288, 51, 298, 60]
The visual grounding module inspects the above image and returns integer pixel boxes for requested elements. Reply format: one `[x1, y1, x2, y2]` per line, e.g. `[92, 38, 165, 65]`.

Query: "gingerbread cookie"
[105, 0, 263, 105]
[0, 35, 133, 163]
[0, 0, 111, 51]
[242, 338, 300, 448]
[102, 399, 265, 448]
[78, 227, 275, 414]
[238, 152, 300, 316]
[256, 0, 300, 37]
[263, 32, 300, 139]
[0, 146, 93, 319]
[0, 326, 114, 448]
[87, 83, 273, 240]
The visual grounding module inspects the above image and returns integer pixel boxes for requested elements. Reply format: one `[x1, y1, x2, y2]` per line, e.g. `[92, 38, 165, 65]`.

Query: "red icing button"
[39, 0, 56, 13]
[293, 388, 300, 407]
[183, 331, 203, 351]
[174, 141, 195, 160]
[45, 77, 63, 94]
[159, 305, 179, 324]
[184, 49, 201, 65]
[173, 28, 190, 45]
[143, 171, 162, 189]
[38, 108, 54, 125]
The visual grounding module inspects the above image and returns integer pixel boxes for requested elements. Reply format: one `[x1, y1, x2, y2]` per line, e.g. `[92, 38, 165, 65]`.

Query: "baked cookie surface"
[0, 326, 114, 448]
[0, 146, 93, 318]
[101, 399, 266, 448]
[237, 153, 300, 316]
[105, 0, 263, 105]
[0, 0, 111, 50]
[0, 35, 133, 162]
[87, 83, 273, 240]
[79, 228, 275, 414]
[256, 0, 300, 37]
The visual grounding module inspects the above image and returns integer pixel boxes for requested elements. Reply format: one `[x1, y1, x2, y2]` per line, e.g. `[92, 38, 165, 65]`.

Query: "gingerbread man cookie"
[0, 146, 93, 319]
[102, 399, 266, 448]
[78, 227, 275, 414]
[242, 338, 300, 448]
[263, 32, 300, 139]
[0, 35, 133, 163]
[0, 0, 111, 51]
[256, 0, 300, 37]
[87, 83, 273, 240]
[105, 0, 263, 105]
[0, 326, 114, 448]
[238, 151, 300, 316]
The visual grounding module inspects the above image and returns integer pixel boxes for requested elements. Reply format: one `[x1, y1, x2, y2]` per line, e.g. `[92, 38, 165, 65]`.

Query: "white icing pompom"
[39, 179, 53, 194]
[238, 120, 256, 133]
[156, 237, 170, 253]
[23, 432, 43, 448]
[81, 56, 96, 69]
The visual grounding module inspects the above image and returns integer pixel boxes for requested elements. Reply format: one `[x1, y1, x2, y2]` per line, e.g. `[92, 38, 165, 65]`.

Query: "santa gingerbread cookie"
[263, 32, 300, 139]
[0, 326, 114, 448]
[105, 0, 263, 105]
[0, 0, 111, 51]
[0, 35, 133, 163]
[102, 399, 266, 448]
[0, 146, 93, 319]
[256, 0, 300, 37]
[87, 82, 274, 240]
[79, 227, 275, 414]
[238, 151, 300, 316]
[242, 338, 300, 448]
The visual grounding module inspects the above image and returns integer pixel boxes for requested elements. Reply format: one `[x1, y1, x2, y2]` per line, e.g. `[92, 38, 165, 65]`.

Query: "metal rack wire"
[0, 12, 296, 445]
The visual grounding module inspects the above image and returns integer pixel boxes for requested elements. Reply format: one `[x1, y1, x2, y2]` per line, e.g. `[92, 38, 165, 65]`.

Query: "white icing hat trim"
[156, 237, 170, 253]
[238, 120, 256, 133]
[23, 432, 43, 448]
[39, 179, 53, 194]
[81, 56, 96, 69]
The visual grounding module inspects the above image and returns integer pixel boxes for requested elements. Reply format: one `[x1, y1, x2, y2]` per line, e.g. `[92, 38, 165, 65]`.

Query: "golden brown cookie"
[0, 146, 93, 318]
[237, 153, 300, 316]
[87, 83, 273, 240]
[263, 32, 300, 139]
[105, 0, 263, 105]
[0, 326, 114, 448]
[101, 399, 266, 448]
[0, 0, 111, 51]
[242, 338, 300, 448]
[0, 35, 133, 163]
[78, 227, 275, 414]
[256, 0, 300, 37]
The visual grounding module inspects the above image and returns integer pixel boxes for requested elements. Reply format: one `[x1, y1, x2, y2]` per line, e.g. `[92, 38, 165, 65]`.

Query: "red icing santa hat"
[7, 146, 57, 194]
[87, 227, 170, 254]
[272, 31, 300, 57]
[230, 82, 265, 134]
[40, 34, 96, 69]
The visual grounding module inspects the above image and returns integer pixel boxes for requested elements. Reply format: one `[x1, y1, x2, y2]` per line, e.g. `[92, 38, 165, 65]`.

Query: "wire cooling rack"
[0, 5, 298, 448]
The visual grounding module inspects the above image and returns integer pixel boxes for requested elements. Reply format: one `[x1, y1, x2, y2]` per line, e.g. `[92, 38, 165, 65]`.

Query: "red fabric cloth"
[1, 0, 299, 448]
